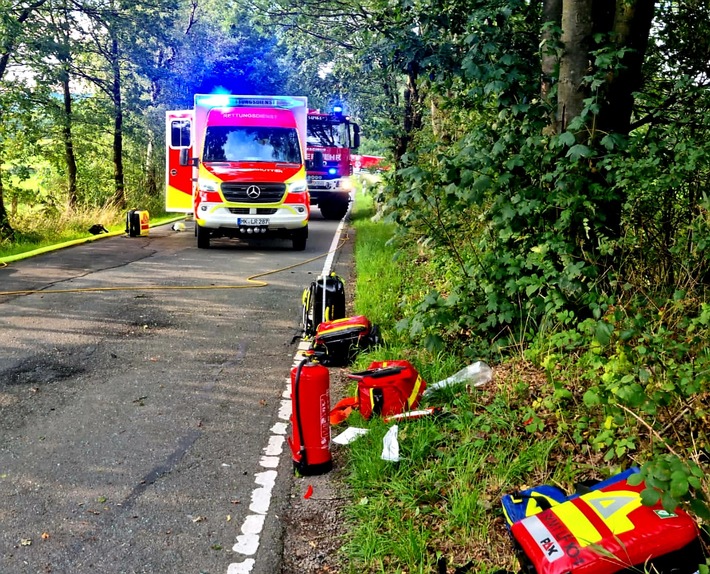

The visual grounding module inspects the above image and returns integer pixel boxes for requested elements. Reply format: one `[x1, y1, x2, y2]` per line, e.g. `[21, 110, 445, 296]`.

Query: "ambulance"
[165, 95, 310, 250]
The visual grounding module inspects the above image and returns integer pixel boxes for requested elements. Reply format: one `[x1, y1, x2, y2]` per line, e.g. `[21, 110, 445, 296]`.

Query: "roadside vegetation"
[2, 0, 710, 571]
[342, 184, 710, 572]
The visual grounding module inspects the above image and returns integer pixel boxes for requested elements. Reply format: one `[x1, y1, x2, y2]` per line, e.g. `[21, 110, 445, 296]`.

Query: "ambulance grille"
[221, 183, 287, 204]
[227, 208, 278, 215]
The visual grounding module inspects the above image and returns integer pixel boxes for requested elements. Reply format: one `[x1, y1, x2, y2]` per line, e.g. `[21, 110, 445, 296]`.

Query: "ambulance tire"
[196, 224, 210, 249]
[292, 226, 308, 251]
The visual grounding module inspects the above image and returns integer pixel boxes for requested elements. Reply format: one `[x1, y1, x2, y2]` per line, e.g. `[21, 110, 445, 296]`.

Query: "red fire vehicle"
[306, 105, 360, 220]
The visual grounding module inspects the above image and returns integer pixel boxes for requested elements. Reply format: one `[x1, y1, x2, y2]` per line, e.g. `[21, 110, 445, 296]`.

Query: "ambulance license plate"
[238, 218, 269, 226]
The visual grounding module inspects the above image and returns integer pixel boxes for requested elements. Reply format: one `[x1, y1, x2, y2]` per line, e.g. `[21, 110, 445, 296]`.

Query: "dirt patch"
[1, 356, 84, 387]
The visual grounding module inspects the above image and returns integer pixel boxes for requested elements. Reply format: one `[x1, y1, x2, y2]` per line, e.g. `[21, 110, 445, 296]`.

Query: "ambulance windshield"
[203, 126, 302, 164]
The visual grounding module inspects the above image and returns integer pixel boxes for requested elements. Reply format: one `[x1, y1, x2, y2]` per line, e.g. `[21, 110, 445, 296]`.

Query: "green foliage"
[628, 455, 710, 522]
[342, 384, 559, 573]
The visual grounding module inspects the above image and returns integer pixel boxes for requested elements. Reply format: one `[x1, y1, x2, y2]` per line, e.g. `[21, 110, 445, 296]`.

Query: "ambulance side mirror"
[179, 149, 197, 167]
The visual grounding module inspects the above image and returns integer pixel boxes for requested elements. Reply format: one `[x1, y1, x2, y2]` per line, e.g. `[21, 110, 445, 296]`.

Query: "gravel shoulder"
[280, 222, 357, 574]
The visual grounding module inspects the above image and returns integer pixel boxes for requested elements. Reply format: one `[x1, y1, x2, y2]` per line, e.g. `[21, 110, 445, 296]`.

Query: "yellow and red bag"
[309, 315, 379, 367]
[510, 475, 704, 574]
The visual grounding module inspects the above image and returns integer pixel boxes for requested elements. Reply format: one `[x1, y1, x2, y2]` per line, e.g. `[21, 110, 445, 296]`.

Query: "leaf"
[626, 473, 644, 486]
[304, 485, 314, 499]
[640, 488, 660, 506]
[582, 389, 601, 406]
[566, 144, 592, 160]
[594, 321, 613, 347]
[670, 471, 689, 498]
[558, 132, 576, 146]
[690, 499, 710, 521]
[660, 491, 678, 513]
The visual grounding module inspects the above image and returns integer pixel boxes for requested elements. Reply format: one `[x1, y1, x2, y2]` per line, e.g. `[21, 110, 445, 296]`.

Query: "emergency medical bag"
[125, 209, 149, 237]
[331, 360, 426, 421]
[506, 472, 705, 574]
[301, 273, 346, 338]
[309, 315, 380, 367]
[350, 360, 426, 420]
[502, 468, 640, 527]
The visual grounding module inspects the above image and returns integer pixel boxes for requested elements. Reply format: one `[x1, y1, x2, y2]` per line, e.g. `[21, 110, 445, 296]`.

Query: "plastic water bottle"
[423, 361, 493, 397]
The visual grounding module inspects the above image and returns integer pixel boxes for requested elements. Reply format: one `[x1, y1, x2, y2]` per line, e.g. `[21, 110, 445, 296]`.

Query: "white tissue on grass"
[332, 427, 369, 445]
[381, 425, 400, 462]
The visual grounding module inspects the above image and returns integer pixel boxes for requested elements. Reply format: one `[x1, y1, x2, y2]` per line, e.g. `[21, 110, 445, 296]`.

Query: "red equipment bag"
[310, 315, 379, 367]
[347, 360, 426, 420]
[509, 475, 705, 574]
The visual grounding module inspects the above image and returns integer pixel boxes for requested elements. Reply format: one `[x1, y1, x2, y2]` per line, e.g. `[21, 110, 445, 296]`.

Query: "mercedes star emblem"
[246, 185, 261, 199]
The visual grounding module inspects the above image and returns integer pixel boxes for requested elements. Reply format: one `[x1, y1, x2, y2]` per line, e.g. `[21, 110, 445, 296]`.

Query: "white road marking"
[227, 210, 348, 572]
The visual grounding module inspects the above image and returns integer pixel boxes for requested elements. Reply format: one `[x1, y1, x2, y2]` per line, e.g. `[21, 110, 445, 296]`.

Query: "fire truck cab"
[306, 105, 360, 220]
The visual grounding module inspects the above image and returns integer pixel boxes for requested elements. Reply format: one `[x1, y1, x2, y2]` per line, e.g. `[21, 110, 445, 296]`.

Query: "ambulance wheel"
[292, 226, 307, 251]
[196, 224, 210, 249]
[319, 197, 348, 220]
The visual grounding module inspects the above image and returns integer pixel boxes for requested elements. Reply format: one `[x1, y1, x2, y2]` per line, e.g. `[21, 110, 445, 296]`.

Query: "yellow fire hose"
[0, 227, 347, 297]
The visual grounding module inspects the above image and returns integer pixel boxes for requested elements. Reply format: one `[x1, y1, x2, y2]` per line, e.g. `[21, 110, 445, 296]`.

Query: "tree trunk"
[0, 182, 13, 241]
[110, 36, 126, 209]
[145, 135, 158, 196]
[62, 75, 79, 209]
[557, 0, 593, 131]
[0, 114, 13, 239]
[541, 0, 563, 103]
[0, 0, 50, 239]
[595, 0, 655, 136]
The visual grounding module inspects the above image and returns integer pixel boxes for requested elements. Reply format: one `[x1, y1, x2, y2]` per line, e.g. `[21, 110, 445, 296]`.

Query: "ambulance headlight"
[288, 178, 308, 193]
[198, 178, 220, 192]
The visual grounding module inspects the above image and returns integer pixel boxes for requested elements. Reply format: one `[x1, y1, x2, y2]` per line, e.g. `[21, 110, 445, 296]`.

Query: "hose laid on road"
[0, 235, 347, 298]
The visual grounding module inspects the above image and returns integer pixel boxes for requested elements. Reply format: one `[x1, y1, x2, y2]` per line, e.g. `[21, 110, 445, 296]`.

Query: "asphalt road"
[0, 211, 350, 574]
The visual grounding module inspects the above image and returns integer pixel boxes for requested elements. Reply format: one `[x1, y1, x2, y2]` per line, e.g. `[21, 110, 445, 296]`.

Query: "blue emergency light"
[332, 104, 343, 114]
[328, 168, 338, 175]
[195, 94, 306, 109]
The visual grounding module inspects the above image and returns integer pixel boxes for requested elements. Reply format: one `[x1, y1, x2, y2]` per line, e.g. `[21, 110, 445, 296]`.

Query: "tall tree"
[0, 0, 50, 239]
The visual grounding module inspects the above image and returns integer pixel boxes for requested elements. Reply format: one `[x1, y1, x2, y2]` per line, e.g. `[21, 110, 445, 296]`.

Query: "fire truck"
[306, 105, 360, 220]
[165, 95, 310, 250]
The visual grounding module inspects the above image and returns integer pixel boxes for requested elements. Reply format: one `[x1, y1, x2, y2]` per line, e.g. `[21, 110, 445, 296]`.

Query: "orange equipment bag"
[126, 209, 149, 237]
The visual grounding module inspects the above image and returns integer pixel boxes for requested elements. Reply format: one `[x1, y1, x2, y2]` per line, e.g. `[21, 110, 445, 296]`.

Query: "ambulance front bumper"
[196, 203, 309, 230]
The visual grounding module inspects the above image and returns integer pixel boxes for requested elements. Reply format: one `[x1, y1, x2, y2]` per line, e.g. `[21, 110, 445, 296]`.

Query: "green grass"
[338, 188, 573, 573]
[0, 206, 183, 260]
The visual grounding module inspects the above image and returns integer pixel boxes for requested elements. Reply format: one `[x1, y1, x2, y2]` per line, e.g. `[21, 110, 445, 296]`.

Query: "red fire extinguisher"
[288, 358, 333, 476]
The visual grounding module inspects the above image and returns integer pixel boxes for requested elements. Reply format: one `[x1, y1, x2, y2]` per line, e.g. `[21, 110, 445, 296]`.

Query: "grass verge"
[0, 205, 183, 260]
[337, 188, 636, 573]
